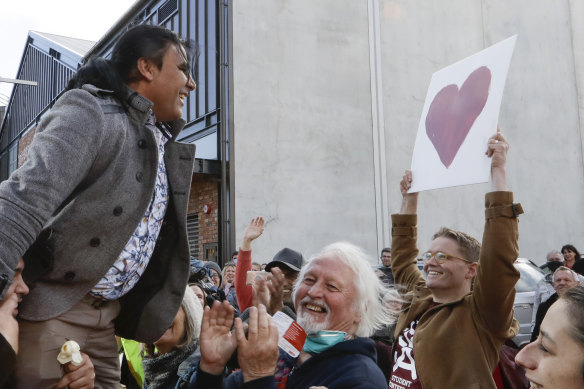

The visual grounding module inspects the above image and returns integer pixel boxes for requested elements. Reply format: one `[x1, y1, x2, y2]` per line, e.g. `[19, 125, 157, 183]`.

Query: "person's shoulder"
[572, 259, 584, 274]
[58, 85, 121, 108]
[326, 339, 387, 386]
[50, 86, 108, 117]
[0, 334, 16, 388]
[330, 337, 377, 359]
[537, 275, 551, 286]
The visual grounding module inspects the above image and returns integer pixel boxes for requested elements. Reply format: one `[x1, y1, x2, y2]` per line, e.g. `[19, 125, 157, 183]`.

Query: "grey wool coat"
[0, 84, 195, 342]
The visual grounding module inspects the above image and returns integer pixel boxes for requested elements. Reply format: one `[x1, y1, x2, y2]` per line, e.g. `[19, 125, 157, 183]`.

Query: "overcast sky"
[0, 0, 136, 104]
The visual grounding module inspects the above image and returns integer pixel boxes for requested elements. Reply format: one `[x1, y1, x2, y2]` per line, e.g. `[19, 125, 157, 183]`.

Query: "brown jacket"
[391, 191, 523, 389]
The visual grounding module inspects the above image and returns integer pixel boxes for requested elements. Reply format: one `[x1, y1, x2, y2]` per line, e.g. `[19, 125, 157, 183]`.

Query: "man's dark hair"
[381, 248, 391, 255]
[66, 24, 198, 109]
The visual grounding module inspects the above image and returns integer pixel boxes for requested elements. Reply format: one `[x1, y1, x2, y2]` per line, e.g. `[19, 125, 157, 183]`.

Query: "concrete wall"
[232, 0, 584, 265]
[232, 0, 379, 263]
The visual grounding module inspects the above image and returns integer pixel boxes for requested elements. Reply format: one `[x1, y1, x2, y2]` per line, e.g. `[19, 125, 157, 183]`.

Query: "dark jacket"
[571, 259, 584, 276]
[376, 265, 394, 286]
[0, 335, 15, 388]
[0, 85, 195, 342]
[189, 337, 387, 389]
[531, 293, 559, 342]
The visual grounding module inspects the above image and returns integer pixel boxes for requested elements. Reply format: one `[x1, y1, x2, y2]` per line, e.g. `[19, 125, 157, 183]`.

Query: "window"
[186, 213, 199, 258]
[203, 243, 218, 262]
[8, 144, 18, 175]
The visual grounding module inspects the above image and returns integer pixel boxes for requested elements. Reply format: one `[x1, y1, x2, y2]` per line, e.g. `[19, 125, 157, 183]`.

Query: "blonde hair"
[432, 227, 481, 262]
[143, 286, 203, 356]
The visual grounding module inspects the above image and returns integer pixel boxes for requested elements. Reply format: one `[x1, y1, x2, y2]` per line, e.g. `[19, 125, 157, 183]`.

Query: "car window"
[515, 262, 545, 293]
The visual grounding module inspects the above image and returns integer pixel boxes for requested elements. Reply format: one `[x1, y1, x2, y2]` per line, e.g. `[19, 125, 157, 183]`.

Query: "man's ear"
[465, 262, 479, 280]
[136, 57, 157, 81]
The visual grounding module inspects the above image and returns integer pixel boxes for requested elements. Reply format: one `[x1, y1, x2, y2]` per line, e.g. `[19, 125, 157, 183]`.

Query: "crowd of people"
[1, 23, 584, 389]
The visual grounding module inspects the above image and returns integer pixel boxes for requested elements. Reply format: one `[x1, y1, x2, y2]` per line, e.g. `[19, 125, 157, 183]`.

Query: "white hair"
[293, 241, 398, 337]
[546, 250, 563, 261]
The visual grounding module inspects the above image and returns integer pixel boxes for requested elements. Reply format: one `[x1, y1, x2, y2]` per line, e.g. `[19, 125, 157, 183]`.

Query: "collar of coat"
[81, 83, 186, 140]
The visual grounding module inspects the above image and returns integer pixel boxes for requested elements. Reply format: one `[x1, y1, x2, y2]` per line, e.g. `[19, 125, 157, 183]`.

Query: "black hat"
[265, 248, 303, 272]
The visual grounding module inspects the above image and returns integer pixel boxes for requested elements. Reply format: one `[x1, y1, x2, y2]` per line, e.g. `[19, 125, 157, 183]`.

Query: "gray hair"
[547, 250, 563, 261]
[293, 242, 398, 337]
[552, 266, 579, 282]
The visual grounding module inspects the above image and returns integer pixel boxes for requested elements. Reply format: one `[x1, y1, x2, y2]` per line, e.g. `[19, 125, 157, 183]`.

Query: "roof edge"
[83, 0, 150, 61]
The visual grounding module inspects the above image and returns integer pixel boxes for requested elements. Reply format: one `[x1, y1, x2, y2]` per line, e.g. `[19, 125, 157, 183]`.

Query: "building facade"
[2, 0, 584, 265]
[0, 0, 231, 264]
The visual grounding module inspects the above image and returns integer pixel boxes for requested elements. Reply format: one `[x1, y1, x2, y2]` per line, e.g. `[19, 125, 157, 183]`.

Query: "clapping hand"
[199, 300, 238, 375]
[235, 305, 279, 383]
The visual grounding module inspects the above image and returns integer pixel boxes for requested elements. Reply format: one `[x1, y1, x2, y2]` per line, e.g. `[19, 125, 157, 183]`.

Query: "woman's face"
[515, 300, 584, 389]
[154, 307, 186, 355]
[190, 285, 206, 307]
[564, 249, 576, 264]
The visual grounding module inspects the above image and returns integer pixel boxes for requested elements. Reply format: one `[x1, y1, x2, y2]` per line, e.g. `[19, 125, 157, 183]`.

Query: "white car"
[512, 258, 545, 347]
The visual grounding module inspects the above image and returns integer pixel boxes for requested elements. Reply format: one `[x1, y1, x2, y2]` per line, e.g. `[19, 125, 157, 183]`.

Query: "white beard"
[296, 297, 330, 334]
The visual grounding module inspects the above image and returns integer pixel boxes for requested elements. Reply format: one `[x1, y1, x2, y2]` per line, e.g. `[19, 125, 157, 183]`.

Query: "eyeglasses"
[422, 251, 472, 264]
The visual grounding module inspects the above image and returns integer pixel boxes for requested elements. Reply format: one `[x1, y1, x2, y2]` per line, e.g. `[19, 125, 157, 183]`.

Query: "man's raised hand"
[486, 127, 509, 191]
[399, 170, 418, 214]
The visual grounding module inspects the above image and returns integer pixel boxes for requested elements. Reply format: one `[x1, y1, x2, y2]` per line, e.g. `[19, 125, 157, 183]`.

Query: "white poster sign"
[409, 35, 517, 193]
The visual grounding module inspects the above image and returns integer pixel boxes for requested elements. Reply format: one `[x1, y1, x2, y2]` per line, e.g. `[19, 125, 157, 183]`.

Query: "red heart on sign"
[425, 66, 491, 168]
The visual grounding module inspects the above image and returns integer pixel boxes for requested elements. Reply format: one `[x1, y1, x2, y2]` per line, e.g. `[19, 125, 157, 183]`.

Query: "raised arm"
[235, 217, 265, 311]
[0, 89, 106, 300]
[392, 171, 425, 295]
[472, 129, 523, 336]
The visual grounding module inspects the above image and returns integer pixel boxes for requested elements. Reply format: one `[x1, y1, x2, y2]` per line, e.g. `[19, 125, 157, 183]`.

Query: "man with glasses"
[389, 131, 523, 389]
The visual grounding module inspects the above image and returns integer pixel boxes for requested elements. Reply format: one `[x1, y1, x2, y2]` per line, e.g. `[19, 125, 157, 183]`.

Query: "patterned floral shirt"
[91, 112, 169, 300]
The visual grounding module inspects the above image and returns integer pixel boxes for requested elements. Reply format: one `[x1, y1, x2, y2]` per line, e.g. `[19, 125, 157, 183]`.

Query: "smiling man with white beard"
[189, 242, 397, 389]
